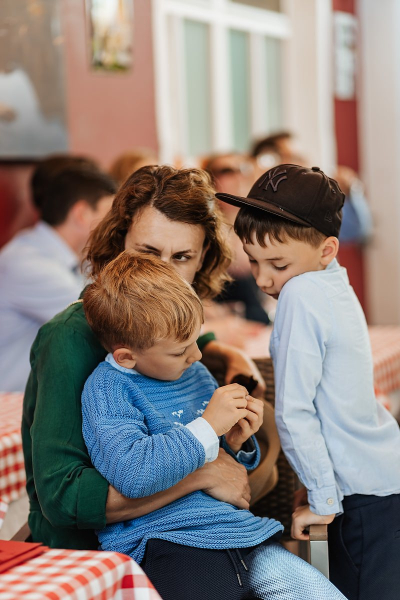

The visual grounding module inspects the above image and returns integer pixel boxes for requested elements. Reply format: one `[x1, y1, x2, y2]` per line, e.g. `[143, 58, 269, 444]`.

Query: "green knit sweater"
[22, 299, 216, 550]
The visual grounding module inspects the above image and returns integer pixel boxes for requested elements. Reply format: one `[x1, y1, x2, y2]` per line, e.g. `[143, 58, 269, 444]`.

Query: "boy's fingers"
[234, 398, 248, 409]
[227, 384, 249, 397]
[243, 411, 258, 427]
[246, 398, 264, 415]
[291, 517, 310, 540]
[237, 409, 249, 421]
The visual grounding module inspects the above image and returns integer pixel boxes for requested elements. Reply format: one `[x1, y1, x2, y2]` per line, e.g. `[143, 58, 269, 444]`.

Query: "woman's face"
[125, 206, 207, 285]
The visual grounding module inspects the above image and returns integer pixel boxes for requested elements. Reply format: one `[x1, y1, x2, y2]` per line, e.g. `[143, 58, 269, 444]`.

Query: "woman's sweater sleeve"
[82, 368, 206, 499]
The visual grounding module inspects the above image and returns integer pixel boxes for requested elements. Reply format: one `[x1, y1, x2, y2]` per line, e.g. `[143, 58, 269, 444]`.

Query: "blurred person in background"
[0, 157, 116, 391]
[251, 133, 373, 245]
[203, 152, 270, 325]
[334, 165, 373, 245]
[251, 131, 308, 176]
[109, 148, 158, 186]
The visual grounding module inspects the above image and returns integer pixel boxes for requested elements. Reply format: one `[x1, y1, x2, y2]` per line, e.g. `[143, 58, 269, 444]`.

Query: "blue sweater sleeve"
[82, 366, 206, 499]
[220, 435, 260, 470]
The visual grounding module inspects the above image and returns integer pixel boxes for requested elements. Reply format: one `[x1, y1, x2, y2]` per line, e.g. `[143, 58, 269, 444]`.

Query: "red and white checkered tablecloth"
[0, 393, 25, 528]
[368, 326, 400, 396]
[0, 547, 162, 600]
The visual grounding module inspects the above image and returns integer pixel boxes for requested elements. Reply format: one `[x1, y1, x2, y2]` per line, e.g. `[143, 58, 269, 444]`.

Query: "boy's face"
[115, 326, 203, 381]
[243, 233, 327, 300]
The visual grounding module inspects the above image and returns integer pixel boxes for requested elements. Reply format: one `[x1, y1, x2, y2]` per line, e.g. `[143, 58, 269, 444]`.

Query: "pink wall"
[62, 0, 158, 169]
[0, 0, 158, 247]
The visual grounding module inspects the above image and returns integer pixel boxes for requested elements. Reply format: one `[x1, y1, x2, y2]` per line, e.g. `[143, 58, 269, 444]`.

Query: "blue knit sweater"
[82, 359, 283, 562]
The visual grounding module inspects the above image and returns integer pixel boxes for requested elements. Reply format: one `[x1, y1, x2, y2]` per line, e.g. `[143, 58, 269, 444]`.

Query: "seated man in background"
[203, 152, 270, 325]
[0, 157, 116, 391]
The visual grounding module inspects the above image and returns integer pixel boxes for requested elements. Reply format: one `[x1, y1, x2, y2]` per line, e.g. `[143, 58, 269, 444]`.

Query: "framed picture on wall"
[86, 0, 134, 72]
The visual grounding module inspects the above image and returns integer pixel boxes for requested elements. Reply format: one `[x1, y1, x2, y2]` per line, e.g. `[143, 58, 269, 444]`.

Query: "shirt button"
[327, 498, 334, 506]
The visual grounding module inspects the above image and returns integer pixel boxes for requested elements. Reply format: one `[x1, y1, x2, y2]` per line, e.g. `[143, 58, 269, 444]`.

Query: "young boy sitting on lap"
[81, 251, 346, 600]
[216, 164, 400, 600]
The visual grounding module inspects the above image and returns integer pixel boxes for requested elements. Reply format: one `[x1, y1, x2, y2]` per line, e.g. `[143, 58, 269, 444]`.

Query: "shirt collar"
[105, 353, 141, 375]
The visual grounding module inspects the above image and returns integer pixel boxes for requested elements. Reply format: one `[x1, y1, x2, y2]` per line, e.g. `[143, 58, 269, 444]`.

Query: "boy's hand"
[202, 384, 249, 436]
[224, 396, 264, 453]
[291, 504, 335, 541]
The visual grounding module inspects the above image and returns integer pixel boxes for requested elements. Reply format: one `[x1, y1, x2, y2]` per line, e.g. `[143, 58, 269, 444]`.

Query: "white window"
[152, 0, 289, 163]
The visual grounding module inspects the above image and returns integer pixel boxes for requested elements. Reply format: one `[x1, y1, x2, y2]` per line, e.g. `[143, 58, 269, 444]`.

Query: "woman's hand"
[201, 340, 266, 398]
[106, 448, 251, 522]
[224, 396, 264, 453]
[291, 504, 335, 541]
[200, 449, 251, 509]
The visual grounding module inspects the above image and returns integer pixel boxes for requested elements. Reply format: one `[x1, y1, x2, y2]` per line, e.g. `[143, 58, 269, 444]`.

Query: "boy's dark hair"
[31, 157, 116, 226]
[235, 207, 327, 248]
[250, 131, 293, 158]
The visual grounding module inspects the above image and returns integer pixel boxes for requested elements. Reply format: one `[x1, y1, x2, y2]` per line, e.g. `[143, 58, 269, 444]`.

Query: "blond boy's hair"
[83, 252, 204, 353]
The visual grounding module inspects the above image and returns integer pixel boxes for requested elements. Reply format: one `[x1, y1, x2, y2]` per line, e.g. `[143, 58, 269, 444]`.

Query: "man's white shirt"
[0, 221, 84, 391]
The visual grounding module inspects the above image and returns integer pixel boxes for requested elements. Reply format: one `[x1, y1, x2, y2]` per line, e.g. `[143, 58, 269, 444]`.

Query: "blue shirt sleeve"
[271, 277, 342, 515]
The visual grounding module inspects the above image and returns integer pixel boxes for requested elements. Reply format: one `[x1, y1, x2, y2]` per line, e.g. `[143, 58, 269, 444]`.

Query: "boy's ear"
[113, 347, 137, 369]
[320, 236, 339, 266]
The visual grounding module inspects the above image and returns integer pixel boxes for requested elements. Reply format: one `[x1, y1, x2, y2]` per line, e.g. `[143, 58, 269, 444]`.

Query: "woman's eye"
[174, 254, 191, 262]
[248, 258, 256, 264]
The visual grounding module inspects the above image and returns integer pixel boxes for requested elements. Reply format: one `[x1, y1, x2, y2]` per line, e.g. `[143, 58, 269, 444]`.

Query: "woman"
[22, 165, 264, 550]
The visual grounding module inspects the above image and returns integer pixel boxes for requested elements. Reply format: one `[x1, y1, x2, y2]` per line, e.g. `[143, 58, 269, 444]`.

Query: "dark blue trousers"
[141, 538, 346, 600]
[328, 493, 400, 600]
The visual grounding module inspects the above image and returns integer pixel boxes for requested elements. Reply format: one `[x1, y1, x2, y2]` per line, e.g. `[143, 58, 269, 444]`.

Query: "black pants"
[328, 493, 400, 600]
[141, 539, 253, 600]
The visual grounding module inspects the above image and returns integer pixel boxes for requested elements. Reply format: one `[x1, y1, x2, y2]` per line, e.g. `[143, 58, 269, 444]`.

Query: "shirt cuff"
[185, 417, 219, 463]
[308, 486, 343, 516]
[220, 435, 260, 470]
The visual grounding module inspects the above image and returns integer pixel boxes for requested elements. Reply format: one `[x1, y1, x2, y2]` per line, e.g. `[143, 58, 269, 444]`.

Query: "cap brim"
[215, 192, 311, 228]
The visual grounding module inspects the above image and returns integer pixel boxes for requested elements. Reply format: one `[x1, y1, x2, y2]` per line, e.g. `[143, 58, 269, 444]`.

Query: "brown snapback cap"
[215, 164, 345, 238]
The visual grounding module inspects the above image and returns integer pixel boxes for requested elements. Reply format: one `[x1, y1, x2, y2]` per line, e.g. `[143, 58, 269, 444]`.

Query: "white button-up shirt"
[0, 221, 84, 391]
[270, 259, 400, 515]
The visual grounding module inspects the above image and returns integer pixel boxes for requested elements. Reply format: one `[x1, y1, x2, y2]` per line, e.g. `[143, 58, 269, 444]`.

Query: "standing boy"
[216, 164, 400, 600]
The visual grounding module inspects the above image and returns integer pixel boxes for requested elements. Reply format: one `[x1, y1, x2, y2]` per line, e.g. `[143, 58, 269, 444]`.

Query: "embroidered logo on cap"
[258, 168, 288, 193]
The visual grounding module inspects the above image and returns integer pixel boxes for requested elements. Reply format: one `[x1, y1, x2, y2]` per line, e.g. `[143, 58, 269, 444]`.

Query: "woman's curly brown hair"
[85, 165, 232, 299]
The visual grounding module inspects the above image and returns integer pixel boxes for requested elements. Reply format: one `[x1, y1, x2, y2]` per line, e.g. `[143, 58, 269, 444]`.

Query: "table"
[0, 547, 161, 600]
[0, 394, 25, 529]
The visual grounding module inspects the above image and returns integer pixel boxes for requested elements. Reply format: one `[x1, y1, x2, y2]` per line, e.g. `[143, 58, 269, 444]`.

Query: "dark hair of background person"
[250, 131, 293, 158]
[31, 155, 100, 211]
[86, 164, 232, 300]
[33, 161, 117, 227]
